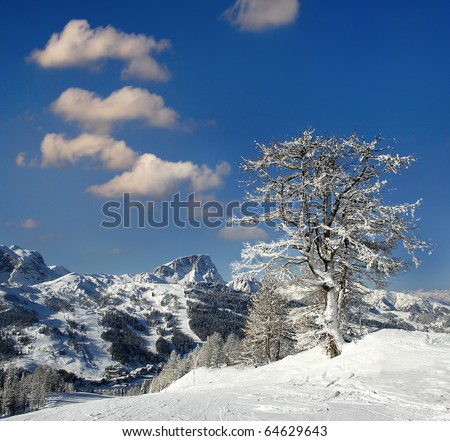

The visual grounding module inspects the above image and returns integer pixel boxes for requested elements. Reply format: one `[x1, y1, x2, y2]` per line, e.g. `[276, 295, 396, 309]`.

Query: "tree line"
[0, 366, 75, 417]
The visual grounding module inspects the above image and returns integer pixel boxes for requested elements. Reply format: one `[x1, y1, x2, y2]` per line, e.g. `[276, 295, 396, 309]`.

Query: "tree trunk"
[323, 285, 344, 358]
[274, 340, 281, 361]
[337, 285, 348, 332]
[264, 335, 271, 364]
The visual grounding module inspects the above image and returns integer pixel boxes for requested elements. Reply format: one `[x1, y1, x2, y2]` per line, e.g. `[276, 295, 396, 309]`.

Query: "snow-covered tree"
[1, 367, 19, 416]
[0, 365, 73, 416]
[233, 130, 427, 357]
[197, 333, 225, 368]
[150, 351, 183, 392]
[222, 334, 242, 366]
[241, 276, 295, 364]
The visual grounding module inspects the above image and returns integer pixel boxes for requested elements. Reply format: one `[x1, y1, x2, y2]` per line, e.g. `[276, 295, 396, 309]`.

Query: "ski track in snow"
[6, 330, 450, 421]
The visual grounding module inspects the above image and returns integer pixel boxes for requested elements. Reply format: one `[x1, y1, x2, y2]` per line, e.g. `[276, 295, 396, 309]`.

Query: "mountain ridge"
[0, 244, 449, 387]
[0, 244, 247, 382]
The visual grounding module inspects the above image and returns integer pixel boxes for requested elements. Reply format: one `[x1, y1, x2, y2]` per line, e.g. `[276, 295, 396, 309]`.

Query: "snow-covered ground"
[7, 329, 450, 421]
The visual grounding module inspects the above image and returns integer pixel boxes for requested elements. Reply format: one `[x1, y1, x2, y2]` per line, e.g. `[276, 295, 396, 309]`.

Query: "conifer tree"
[197, 333, 225, 368]
[241, 276, 295, 365]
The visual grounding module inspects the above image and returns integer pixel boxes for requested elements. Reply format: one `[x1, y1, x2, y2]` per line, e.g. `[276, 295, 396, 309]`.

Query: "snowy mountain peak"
[48, 265, 71, 278]
[153, 254, 225, 285]
[0, 244, 64, 286]
[227, 274, 260, 294]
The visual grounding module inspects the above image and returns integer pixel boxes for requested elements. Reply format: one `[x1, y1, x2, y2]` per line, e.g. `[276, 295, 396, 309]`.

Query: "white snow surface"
[7, 329, 450, 421]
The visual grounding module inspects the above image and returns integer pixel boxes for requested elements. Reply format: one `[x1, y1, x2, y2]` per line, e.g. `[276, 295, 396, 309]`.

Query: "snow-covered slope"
[0, 274, 205, 380]
[8, 330, 450, 421]
[153, 255, 225, 285]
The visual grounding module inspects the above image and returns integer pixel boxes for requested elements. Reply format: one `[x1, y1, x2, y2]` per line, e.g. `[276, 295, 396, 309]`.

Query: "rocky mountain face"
[0, 245, 66, 285]
[227, 274, 260, 294]
[153, 255, 225, 285]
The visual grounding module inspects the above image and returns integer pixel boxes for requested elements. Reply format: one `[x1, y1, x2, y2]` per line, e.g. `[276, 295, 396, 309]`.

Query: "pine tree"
[241, 276, 295, 365]
[29, 368, 47, 411]
[150, 351, 188, 392]
[1, 367, 19, 416]
[197, 333, 225, 368]
[223, 334, 241, 366]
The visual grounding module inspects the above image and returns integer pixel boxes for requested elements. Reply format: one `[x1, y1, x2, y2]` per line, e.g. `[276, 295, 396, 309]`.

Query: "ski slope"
[7, 329, 450, 421]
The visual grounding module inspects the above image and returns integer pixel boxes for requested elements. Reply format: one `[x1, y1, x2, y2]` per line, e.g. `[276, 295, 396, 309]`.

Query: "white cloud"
[218, 225, 268, 241]
[29, 19, 171, 81]
[16, 152, 26, 167]
[21, 218, 40, 229]
[16, 152, 38, 168]
[87, 153, 231, 198]
[51, 87, 178, 133]
[224, 0, 299, 32]
[41, 133, 138, 170]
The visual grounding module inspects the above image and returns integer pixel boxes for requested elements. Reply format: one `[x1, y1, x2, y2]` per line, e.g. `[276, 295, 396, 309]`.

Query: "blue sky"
[0, 0, 449, 289]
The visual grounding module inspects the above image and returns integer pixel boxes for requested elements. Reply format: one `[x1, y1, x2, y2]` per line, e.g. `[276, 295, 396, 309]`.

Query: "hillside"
[1, 244, 449, 389]
[7, 329, 450, 421]
[0, 245, 248, 382]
